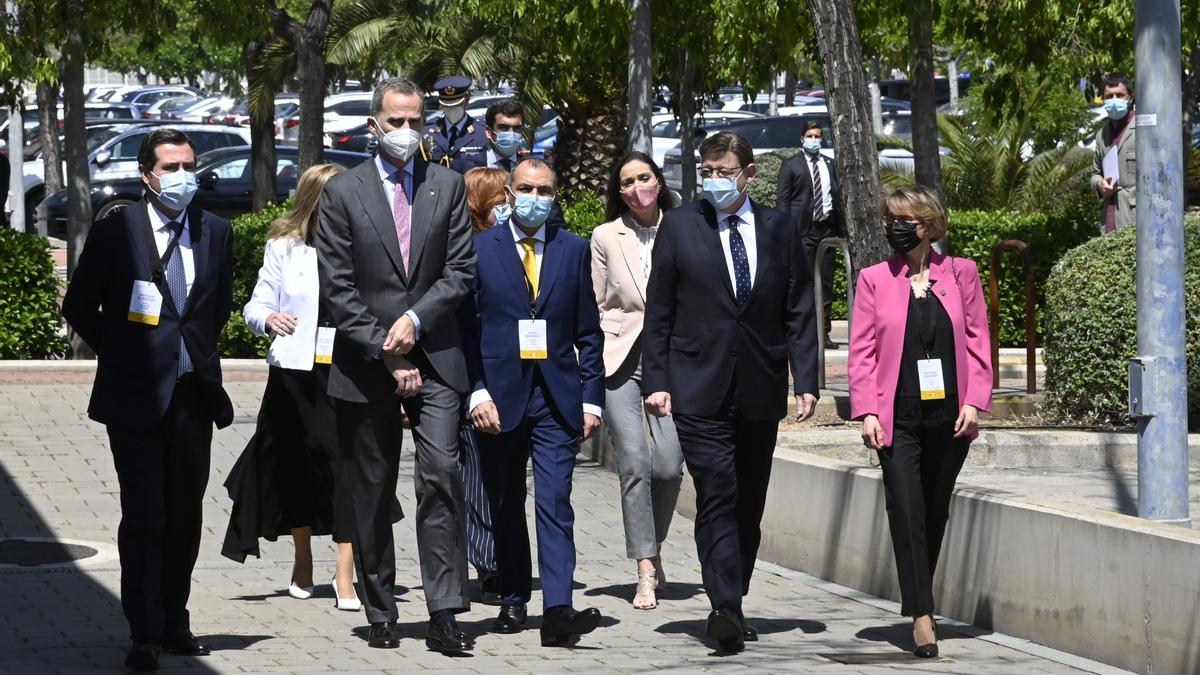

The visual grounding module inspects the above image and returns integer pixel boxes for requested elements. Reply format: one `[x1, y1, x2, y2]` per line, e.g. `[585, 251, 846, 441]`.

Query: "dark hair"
[371, 77, 423, 116]
[137, 128, 197, 172]
[1102, 72, 1134, 96]
[803, 120, 823, 133]
[698, 131, 754, 168]
[604, 151, 672, 221]
[485, 98, 524, 129]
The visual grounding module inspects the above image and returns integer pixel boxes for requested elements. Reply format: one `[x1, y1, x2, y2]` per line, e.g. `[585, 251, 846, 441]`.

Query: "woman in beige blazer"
[591, 151, 683, 610]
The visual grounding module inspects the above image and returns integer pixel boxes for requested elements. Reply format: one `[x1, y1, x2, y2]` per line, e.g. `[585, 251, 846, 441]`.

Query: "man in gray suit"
[316, 77, 476, 653]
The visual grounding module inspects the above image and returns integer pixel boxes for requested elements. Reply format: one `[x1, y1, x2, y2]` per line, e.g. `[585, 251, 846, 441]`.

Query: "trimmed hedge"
[0, 228, 67, 358]
[1043, 216, 1200, 427]
[561, 192, 606, 239]
[220, 201, 291, 358]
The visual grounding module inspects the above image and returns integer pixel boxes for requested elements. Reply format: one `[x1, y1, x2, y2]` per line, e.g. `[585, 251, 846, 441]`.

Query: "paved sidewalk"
[0, 379, 1129, 674]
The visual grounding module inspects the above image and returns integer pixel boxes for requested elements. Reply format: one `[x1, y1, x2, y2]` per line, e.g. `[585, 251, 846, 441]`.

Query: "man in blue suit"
[461, 157, 606, 646]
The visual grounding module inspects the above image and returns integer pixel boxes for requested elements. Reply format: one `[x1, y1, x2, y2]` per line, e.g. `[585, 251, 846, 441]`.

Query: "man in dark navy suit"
[422, 75, 489, 171]
[452, 98, 528, 174]
[62, 128, 234, 672]
[642, 131, 819, 654]
[461, 157, 606, 647]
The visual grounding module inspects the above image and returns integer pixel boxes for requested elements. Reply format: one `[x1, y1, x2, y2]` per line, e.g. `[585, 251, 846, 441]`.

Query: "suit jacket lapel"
[493, 226, 532, 309]
[698, 201, 737, 302]
[182, 206, 207, 315]
[126, 200, 155, 284]
[354, 160, 407, 282]
[927, 252, 963, 333]
[534, 225, 566, 314]
[406, 159, 440, 278]
[749, 203, 772, 299]
[616, 215, 646, 302]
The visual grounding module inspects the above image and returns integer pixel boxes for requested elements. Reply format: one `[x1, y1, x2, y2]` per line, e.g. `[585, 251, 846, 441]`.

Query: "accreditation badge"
[518, 319, 548, 360]
[314, 327, 335, 365]
[917, 358, 946, 400]
[128, 280, 163, 326]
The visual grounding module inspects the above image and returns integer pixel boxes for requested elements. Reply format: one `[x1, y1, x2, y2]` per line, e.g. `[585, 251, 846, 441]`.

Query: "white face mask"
[443, 105, 466, 125]
[373, 119, 421, 162]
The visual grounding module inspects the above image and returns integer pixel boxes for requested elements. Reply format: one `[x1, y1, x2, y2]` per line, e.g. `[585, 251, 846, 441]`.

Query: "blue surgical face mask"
[1104, 97, 1129, 120]
[702, 177, 743, 211]
[491, 202, 512, 228]
[150, 169, 198, 211]
[803, 138, 823, 155]
[493, 130, 523, 157]
[512, 192, 553, 228]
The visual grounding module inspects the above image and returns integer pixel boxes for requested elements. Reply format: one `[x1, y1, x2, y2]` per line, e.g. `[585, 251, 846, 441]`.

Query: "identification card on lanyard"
[519, 319, 548, 360]
[917, 359, 946, 400]
[314, 327, 335, 364]
[128, 280, 164, 325]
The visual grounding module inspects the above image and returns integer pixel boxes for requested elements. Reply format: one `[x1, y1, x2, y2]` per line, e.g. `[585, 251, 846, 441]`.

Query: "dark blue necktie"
[166, 221, 193, 377]
[726, 215, 751, 305]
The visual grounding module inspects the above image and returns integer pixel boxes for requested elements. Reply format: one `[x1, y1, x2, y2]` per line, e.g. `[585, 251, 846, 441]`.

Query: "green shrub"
[1043, 215, 1200, 427]
[561, 192, 607, 240]
[220, 201, 291, 358]
[0, 228, 67, 358]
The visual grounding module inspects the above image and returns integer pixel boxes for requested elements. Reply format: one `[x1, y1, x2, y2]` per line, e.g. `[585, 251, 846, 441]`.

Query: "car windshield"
[86, 127, 124, 154]
[534, 119, 557, 142]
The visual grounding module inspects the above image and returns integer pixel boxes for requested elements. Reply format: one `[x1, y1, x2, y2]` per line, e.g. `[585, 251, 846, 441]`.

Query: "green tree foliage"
[0, 229, 67, 359]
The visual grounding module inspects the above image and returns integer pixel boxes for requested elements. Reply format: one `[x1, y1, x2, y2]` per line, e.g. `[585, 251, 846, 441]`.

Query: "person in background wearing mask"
[1089, 72, 1137, 233]
[62, 128, 235, 672]
[423, 75, 489, 171]
[641, 132, 819, 654]
[459, 166, 511, 604]
[590, 151, 683, 610]
[777, 120, 843, 347]
[315, 77, 477, 653]
[848, 186, 992, 659]
[453, 98, 528, 173]
[460, 158, 606, 646]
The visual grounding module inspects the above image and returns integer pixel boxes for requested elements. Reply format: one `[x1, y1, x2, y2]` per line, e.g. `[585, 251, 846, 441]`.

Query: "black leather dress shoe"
[742, 620, 759, 642]
[367, 622, 399, 649]
[125, 641, 160, 672]
[706, 608, 745, 653]
[540, 605, 601, 646]
[480, 572, 502, 605]
[426, 615, 473, 653]
[492, 603, 528, 634]
[163, 631, 210, 656]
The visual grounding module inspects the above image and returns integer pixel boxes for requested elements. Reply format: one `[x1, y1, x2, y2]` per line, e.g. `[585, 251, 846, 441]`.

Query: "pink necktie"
[393, 169, 411, 272]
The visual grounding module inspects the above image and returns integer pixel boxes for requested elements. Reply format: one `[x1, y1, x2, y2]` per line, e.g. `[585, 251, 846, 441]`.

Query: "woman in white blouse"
[222, 163, 389, 612]
[590, 152, 683, 609]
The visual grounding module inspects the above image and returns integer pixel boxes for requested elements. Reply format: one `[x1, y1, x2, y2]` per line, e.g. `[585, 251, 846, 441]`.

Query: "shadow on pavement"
[584, 581, 707, 603]
[854, 619, 975, 652]
[655, 617, 827, 641]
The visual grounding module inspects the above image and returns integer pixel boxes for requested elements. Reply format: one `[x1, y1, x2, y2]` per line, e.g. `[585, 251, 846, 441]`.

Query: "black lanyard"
[913, 283, 940, 359]
[142, 218, 185, 290]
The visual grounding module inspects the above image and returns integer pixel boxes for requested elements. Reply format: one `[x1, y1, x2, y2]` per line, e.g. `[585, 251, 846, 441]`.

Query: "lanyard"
[913, 285, 940, 359]
[142, 218, 185, 290]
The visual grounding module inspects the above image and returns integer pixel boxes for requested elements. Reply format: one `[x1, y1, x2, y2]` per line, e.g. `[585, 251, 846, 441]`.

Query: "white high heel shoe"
[333, 576, 361, 611]
[288, 582, 314, 600]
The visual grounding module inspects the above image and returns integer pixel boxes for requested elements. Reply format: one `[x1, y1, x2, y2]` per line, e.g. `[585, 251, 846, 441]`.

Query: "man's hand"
[582, 413, 601, 440]
[1097, 177, 1115, 198]
[382, 314, 417, 355]
[644, 391, 672, 417]
[471, 401, 501, 435]
[383, 353, 423, 398]
[265, 311, 298, 336]
[794, 393, 817, 422]
[861, 414, 885, 450]
[953, 404, 979, 439]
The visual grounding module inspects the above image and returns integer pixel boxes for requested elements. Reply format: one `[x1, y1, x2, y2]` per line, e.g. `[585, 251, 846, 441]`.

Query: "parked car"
[320, 92, 373, 135]
[174, 97, 237, 124]
[144, 95, 203, 120]
[120, 86, 208, 116]
[649, 110, 763, 167]
[37, 145, 369, 237]
[328, 122, 377, 153]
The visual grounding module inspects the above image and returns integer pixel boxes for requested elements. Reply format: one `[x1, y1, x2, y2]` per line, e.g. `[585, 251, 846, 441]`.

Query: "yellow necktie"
[520, 237, 539, 300]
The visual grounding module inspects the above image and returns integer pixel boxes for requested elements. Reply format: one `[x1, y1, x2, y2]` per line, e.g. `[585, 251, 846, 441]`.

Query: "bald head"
[508, 158, 556, 199]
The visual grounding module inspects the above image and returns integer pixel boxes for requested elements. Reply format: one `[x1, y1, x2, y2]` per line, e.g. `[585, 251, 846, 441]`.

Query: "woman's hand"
[265, 312, 298, 336]
[954, 404, 979, 438]
[861, 414, 884, 450]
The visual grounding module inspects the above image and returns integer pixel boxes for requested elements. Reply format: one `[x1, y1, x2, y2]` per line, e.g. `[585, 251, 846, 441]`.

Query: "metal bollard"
[813, 237, 855, 389]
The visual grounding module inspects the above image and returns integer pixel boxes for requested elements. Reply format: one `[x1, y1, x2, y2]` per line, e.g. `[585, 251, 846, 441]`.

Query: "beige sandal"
[633, 570, 658, 609]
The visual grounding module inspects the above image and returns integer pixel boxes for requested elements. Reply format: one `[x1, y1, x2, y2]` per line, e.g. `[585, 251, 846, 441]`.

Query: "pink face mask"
[621, 184, 660, 211]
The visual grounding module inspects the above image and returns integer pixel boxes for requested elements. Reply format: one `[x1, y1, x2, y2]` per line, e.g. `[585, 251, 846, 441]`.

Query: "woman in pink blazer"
[848, 186, 992, 658]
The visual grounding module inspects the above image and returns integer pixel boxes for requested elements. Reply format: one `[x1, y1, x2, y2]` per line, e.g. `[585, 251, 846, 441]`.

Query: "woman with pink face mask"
[591, 152, 683, 610]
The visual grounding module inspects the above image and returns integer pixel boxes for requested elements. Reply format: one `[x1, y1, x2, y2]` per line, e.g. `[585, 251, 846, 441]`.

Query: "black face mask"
[884, 218, 922, 253]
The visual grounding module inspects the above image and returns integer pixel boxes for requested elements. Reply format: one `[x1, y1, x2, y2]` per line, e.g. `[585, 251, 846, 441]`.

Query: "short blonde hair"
[268, 163, 346, 242]
[881, 186, 948, 242]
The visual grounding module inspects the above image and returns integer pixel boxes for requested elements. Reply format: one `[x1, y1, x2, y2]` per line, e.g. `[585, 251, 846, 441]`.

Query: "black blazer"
[316, 156, 476, 402]
[61, 198, 235, 429]
[641, 200, 819, 420]
[777, 152, 842, 234]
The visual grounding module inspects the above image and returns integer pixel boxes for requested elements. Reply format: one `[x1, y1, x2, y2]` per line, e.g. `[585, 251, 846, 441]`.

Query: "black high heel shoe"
[913, 616, 938, 658]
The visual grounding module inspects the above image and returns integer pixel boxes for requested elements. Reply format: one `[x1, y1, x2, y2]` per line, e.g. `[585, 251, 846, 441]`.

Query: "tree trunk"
[62, 0, 93, 357]
[36, 81, 65, 211]
[907, 0, 942, 198]
[784, 71, 796, 106]
[806, 0, 891, 272]
[245, 39, 279, 211]
[678, 46, 697, 203]
[269, 0, 331, 175]
[554, 100, 626, 200]
[626, 0, 653, 155]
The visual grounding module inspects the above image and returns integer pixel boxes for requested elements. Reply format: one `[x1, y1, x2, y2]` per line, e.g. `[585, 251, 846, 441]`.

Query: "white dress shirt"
[486, 147, 517, 170]
[468, 218, 603, 420]
[373, 153, 424, 339]
[716, 197, 758, 289]
[243, 237, 321, 370]
[147, 202, 195, 296]
[623, 211, 662, 283]
[808, 153, 833, 220]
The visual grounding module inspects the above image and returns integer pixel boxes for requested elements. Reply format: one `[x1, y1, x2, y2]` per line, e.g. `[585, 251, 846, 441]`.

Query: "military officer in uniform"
[422, 75, 489, 173]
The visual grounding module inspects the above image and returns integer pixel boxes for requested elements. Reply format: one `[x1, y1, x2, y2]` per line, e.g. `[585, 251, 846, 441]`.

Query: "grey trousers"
[605, 350, 684, 560]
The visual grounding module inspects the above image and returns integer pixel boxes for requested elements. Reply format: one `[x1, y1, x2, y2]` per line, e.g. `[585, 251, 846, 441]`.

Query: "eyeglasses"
[884, 217, 922, 228]
[698, 167, 743, 180]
